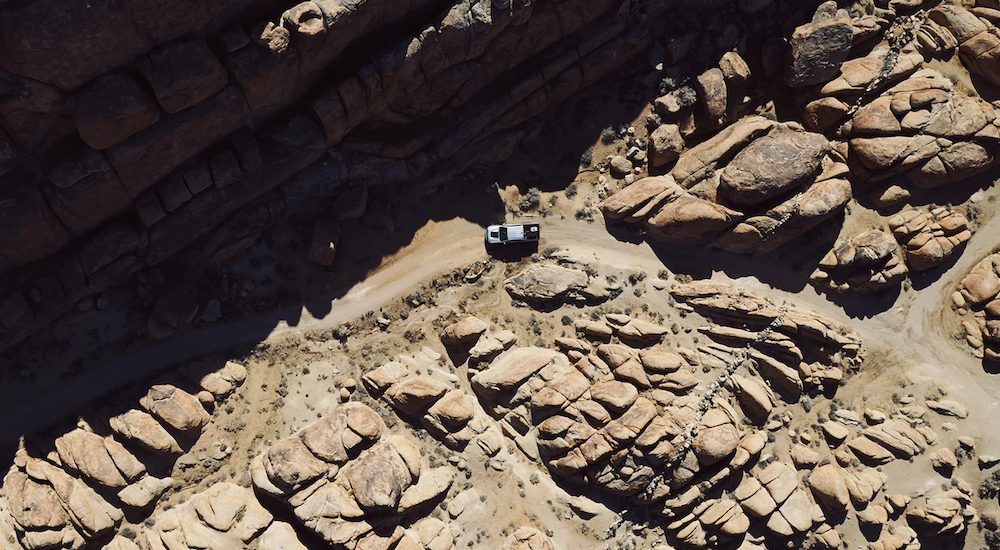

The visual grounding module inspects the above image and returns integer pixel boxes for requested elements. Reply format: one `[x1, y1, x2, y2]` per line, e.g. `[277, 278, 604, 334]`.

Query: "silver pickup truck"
[485, 223, 540, 246]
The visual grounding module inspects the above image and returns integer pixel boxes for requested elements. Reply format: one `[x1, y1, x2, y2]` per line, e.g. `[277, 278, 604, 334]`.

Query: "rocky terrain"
[5, 0, 1000, 549]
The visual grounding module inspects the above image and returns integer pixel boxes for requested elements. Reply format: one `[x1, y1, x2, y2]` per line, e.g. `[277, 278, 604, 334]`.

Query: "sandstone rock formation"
[364, 345, 499, 450]
[840, 69, 1000, 191]
[600, 117, 852, 254]
[919, 4, 1000, 88]
[954, 250, 1000, 361]
[809, 230, 909, 294]
[889, 206, 971, 271]
[140, 482, 273, 550]
[502, 527, 555, 550]
[786, 1, 854, 87]
[3, 449, 123, 549]
[504, 264, 611, 305]
[251, 401, 457, 548]
[802, 46, 924, 133]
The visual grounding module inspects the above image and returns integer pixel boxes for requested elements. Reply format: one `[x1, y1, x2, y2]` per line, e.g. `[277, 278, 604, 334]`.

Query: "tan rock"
[140, 384, 210, 433]
[55, 429, 144, 489]
[692, 409, 740, 465]
[589, 380, 639, 413]
[808, 464, 849, 509]
[196, 360, 248, 396]
[259, 521, 308, 550]
[345, 442, 414, 512]
[441, 316, 488, 345]
[109, 409, 182, 454]
[472, 347, 564, 398]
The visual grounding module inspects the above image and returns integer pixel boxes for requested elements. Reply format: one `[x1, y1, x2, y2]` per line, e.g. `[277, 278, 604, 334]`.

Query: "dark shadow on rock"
[644, 216, 841, 297]
[916, 532, 967, 550]
[909, 244, 968, 291]
[604, 219, 647, 245]
[858, 515, 883, 542]
[815, 284, 902, 320]
[982, 358, 1000, 375]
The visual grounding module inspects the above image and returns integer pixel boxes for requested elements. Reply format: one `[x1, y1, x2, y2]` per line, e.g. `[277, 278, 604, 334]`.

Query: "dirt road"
[4, 215, 999, 447]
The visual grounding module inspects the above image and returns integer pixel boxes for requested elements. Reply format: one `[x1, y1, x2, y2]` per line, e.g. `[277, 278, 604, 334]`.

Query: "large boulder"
[841, 69, 1000, 189]
[109, 409, 182, 454]
[54, 429, 145, 489]
[808, 464, 849, 509]
[648, 124, 684, 168]
[925, 4, 1000, 88]
[386, 377, 450, 416]
[141, 482, 273, 550]
[345, 442, 414, 512]
[810, 230, 908, 294]
[140, 385, 210, 433]
[692, 408, 740, 465]
[785, 2, 854, 87]
[889, 207, 971, 271]
[194, 360, 248, 396]
[68, 72, 161, 150]
[136, 40, 228, 113]
[719, 131, 830, 206]
[960, 253, 1000, 306]
[471, 347, 564, 399]
[600, 117, 848, 253]
[504, 264, 606, 303]
[440, 316, 488, 345]
[259, 522, 309, 550]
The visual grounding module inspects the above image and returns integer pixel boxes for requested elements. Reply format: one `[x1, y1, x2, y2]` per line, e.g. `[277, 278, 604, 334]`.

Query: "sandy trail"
[4, 215, 999, 449]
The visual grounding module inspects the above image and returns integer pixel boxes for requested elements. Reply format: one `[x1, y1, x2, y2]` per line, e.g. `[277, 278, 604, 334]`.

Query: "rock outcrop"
[364, 346, 499, 450]
[919, 4, 1000, 88]
[956, 252, 1000, 361]
[504, 264, 611, 305]
[139, 482, 274, 550]
[251, 402, 457, 548]
[840, 69, 1000, 191]
[809, 230, 908, 294]
[889, 206, 971, 271]
[600, 117, 852, 254]
[786, 1, 853, 87]
[3, 450, 123, 549]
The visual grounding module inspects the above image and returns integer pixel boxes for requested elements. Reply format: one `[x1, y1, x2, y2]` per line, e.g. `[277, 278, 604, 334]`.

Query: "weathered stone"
[648, 124, 684, 168]
[140, 384, 209, 433]
[137, 40, 228, 113]
[472, 347, 562, 398]
[719, 132, 830, 207]
[786, 3, 853, 87]
[808, 464, 849, 509]
[109, 409, 182, 454]
[69, 72, 160, 150]
[387, 378, 450, 416]
[55, 429, 145, 489]
[346, 442, 414, 511]
[441, 316, 489, 345]
[692, 409, 740, 465]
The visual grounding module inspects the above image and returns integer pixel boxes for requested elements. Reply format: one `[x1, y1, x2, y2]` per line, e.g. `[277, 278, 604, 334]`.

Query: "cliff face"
[0, 0, 729, 351]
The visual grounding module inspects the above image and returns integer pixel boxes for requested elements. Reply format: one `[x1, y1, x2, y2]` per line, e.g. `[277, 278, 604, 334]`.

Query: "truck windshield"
[499, 227, 508, 240]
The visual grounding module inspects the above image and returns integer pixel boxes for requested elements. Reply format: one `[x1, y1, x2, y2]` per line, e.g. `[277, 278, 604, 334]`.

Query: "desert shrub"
[981, 470, 1000, 499]
[520, 187, 542, 211]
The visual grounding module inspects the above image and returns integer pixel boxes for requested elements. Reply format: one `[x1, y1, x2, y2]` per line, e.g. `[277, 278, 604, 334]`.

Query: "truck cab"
[485, 223, 540, 245]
